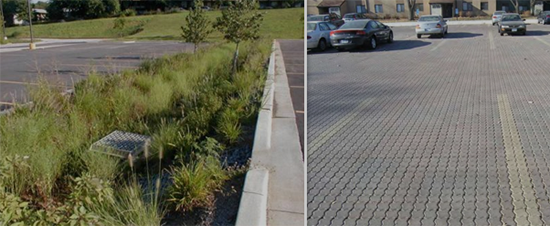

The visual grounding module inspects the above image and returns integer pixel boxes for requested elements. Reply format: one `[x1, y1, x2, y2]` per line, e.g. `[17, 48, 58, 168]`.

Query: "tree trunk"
[510, 0, 519, 13]
[407, 0, 416, 21]
[530, 0, 537, 15]
[194, 43, 197, 54]
[232, 42, 239, 76]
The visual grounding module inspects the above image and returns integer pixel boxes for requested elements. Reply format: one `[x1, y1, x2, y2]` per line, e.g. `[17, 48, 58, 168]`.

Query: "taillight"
[356, 31, 366, 35]
[415, 24, 420, 29]
[547, 15, 550, 18]
[307, 36, 311, 39]
[330, 31, 335, 36]
[493, 16, 497, 18]
[436, 24, 442, 28]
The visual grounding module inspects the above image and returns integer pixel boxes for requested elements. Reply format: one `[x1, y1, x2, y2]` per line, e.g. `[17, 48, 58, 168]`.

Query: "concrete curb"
[235, 40, 277, 226]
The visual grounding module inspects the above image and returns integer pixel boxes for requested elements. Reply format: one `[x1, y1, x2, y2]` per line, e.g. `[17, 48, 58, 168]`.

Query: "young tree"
[181, 0, 212, 53]
[214, 0, 263, 75]
[406, 0, 417, 20]
[510, 0, 519, 13]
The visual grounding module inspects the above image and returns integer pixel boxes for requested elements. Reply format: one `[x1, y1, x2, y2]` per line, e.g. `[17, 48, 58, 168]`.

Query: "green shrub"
[167, 156, 227, 211]
[121, 9, 137, 17]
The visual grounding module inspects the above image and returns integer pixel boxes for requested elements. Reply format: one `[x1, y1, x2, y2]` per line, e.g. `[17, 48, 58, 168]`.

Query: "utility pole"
[27, 0, 35, 49]
[0, 0, 6, 40]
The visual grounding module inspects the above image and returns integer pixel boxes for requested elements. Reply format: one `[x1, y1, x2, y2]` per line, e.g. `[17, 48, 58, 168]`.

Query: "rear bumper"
[415, 28, 444, 35]
[330, 37, 366, 49]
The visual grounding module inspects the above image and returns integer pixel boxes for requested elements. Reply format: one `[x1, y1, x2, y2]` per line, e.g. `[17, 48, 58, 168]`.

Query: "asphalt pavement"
[0, 40, 193, 109]
[308, 24, 550, 225]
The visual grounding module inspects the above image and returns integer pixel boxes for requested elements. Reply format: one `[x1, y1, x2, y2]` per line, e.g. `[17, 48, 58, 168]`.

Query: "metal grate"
[90, 130, 151, 159]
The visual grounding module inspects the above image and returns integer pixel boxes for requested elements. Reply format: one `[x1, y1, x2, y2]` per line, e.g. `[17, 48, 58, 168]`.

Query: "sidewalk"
[385, 18, 538, 27]
[235, 40, 304, 226]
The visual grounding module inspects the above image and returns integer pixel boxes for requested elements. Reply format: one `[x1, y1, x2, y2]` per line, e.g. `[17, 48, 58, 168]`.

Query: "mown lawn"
[4, 8, 304, 41]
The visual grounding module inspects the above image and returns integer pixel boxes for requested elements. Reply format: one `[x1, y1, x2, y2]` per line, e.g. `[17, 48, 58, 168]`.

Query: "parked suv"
[343, 13, 366, 22]
[538, 11, 550, 24]
[492, 11, 505, 25]
[308, 13, 345, 28]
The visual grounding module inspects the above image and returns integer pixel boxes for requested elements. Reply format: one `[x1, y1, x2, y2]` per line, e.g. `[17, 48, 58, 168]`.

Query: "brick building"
[308, 0, 550, 18]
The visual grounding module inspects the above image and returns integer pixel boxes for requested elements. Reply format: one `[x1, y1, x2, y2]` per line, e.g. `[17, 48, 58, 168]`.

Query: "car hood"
[500, 21, 525, 26]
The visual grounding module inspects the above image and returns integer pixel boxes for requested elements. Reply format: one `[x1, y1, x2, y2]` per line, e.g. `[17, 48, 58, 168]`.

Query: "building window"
[396, 4, 405, 12]
[375, 4, 383, 13]
[416, 4, 424, 11]
[462, 2, 473, 11]
[480, 2, 489, 10]
[356, 5, 367, 13]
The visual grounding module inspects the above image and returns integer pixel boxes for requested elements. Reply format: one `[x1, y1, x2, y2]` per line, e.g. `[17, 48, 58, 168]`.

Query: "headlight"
[501, 25, 509, 28]
[519, 25, 525, 28]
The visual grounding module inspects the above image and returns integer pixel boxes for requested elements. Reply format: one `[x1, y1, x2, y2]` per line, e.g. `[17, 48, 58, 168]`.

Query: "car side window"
[369, 21, 378, 29]
[327, 23, 337, 30]
[375, 21, 384, 28]
[319, 23, 330, 31]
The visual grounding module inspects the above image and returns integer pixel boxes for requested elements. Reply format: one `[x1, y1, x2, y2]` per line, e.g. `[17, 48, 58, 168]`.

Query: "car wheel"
[369, 37, 377, 49]
[445, 28, 448, 34]
[500, 32, 504, 36]
[317, 39, 327, 52]
[417, 34, 421, 39]
[387, 32, 394, 43]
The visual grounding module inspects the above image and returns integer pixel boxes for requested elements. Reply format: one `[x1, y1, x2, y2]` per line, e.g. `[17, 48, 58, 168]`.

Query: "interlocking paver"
[308, 24, 550, 225]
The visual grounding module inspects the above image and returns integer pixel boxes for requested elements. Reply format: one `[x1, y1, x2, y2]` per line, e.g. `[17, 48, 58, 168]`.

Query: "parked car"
[343, 13, 366, 22]
[415, 15, 448, 38]
[492, 11, 506, 26]
[498, 13, 527, 36]
[308, 13, 345, 28]
[330, 19, 393, 51]
[537, 11, 550, 24]
[307, 21, 337, 51]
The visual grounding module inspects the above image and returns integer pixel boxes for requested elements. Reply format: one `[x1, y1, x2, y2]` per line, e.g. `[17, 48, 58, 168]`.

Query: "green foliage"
[46, 0, 120, 20]
[120, 8, 137, 17]
[2, 0, 28, 25]
[113, 15, 127, 37]
[214, 0, 264, 73]
[181, 0, 212, 53]
[217, 108, 242, 144]
[167, 156, 227, 211]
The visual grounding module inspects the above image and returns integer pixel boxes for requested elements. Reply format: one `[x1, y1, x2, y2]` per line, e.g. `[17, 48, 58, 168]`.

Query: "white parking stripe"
[430, 39, 447, 51]
[489, 30, 496, 50]
[534, 37, 550, 47]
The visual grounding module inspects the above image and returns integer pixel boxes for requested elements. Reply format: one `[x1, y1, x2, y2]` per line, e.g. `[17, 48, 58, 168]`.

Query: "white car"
[307, 21, 337, 51]
[492, 11, 505, 25]
[415, 15, 448, 38]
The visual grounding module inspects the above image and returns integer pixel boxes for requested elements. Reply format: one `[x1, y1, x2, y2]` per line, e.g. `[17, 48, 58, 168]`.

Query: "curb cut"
[235, 40, 277, 226]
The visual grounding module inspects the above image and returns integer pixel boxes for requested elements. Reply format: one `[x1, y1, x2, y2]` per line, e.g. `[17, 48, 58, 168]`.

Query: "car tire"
[387, 32, 393, 43]
[369, 36, 377, 49]
[417, 34, 421, 39]
[317, 39, 327, 52]
[500, 32, 504, 36]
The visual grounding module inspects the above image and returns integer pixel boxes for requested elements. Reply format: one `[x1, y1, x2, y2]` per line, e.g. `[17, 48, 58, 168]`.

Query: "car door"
[375, 21, 390, 39]
[370, 21, 385, 41]
[318, 22, 331, 41]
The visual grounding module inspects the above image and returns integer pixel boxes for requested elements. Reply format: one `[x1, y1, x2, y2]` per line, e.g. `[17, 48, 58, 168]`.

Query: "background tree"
[510, 0, 519, 13]
[214, 0, 263, 75]
[406, 0, 417, 20]
[2, 0, 28, 25]
[46, 0, 120, 20]
[181, 0, 212, 53]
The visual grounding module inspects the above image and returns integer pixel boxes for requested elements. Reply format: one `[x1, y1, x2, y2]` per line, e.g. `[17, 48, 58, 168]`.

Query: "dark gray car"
[330, 19, 393, 51]
[498, 13, 527, 36]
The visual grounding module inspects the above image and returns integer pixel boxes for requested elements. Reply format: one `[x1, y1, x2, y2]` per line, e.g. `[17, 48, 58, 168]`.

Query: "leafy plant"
[167, 156, 227, 211]
[181, 0, 213, 53]
[214, 0, 264, 75]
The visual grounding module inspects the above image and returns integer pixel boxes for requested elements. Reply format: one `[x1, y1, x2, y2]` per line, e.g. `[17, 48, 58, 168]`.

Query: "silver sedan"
[415, 15, 448, 38]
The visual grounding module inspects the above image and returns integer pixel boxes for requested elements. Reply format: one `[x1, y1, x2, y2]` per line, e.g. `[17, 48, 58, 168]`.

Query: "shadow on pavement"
[309, 40, 431, 54]
[525, 30, 550, 36]
[432, 32, 483, 39]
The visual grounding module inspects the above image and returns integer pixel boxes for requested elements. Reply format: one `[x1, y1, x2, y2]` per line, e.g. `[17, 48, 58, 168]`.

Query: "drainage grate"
[90, 130, 151, 159]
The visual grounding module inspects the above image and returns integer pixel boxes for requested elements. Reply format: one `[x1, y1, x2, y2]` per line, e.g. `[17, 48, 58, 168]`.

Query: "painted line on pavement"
[497, 94, 542, 226]
[489, 30, 496, 50]
[534, 37, 550, 47]
[0, 80, 38, 86]
[431, 39, 447, 51]
[308, 98, 376, 153]
[295, 110, 304, 114]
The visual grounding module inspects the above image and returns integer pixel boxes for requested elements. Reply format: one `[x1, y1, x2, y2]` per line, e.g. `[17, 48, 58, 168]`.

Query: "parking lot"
[0, 41, 191, 110]
[308, 24, 550, 225]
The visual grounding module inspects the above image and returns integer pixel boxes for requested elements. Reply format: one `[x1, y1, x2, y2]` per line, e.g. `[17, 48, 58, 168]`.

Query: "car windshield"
[308, 16, 324, 21]
[307, 23, 317, 31]
[494, 11, 504, 15]
[339, 20, 369, 29]
[419, 16, 439, 21]
[501, 15, 521, 21]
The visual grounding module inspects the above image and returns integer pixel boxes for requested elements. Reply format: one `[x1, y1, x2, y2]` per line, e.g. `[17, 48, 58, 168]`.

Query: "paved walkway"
[278, 39, 305, 152]
[308, 25, 550, 226]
